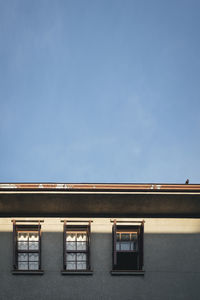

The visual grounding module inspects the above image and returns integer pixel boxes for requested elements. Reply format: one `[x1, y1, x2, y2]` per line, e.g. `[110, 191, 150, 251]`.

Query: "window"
[112, 220, 144, 273]
[63, 221, 92, 273]
[13, 221, 43, 273]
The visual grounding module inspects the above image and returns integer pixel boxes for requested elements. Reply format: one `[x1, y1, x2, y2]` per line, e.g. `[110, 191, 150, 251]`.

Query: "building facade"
[0, 183, 200, 300]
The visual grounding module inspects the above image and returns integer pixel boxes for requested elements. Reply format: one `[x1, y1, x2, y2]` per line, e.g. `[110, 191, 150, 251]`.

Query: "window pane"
[18, 242, 28, 250]
[67, 253, 76, 261]
[29, 253, 39, 262]
[18, 233, 28, 241]
[77, 262, 86, 270]
[66, 242, 76, 250]
[16, 229, 41, 271]
[131, 234, 138, 250]
[116, 242, 120, 251]
[120, 242, 130, 251]
[77, 242, 86, 250]
[114, 225, 143, 271]
[18, 253, 28, 261]
[29, 233, 39, 241]
[77, 253, 86, 261]
[121, 234, 130, 241]
[66, 234, 76, 241]
[64, 228, 90, 271]
[130, 242, 134, 250]
[77, 234, 86, 241]
[66, 262, 76, 270]
[29, 262, 39, 270]
[29, 242, 39, 250]
[18, 262, 28, 270]
[18, 233, 29, 250]
[130, 241, 138, 251]
[131, 233, 137, 241]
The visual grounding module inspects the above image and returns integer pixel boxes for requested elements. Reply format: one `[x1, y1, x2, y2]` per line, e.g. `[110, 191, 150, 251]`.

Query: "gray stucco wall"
[0, 218, 200, 300]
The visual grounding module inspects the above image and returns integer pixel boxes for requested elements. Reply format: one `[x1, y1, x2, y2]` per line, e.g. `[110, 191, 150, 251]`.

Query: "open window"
[112, 220, 144, 274]
[12, 220, 43, 274]
[62, 220, 92, 275]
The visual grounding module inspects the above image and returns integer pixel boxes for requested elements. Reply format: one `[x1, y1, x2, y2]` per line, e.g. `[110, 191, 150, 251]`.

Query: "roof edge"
[0, 182, 200, 191]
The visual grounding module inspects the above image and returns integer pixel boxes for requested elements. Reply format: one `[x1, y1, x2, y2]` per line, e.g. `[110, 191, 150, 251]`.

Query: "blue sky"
[0, 0, 200, 183]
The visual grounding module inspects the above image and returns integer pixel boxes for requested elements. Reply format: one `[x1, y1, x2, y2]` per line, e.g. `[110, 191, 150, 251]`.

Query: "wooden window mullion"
[112, 219, 117, 268]
[13, 220, 17, 270]
[38, 222, 41, 270]
[63, 220, 67, 269]
[27, 233, 29, 270]
[139, 221, 144, 270]
[87, 221, 91, 270]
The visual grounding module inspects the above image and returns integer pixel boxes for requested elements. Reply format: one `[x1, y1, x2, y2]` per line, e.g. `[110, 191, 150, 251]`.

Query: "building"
[0, 183, 200, 300]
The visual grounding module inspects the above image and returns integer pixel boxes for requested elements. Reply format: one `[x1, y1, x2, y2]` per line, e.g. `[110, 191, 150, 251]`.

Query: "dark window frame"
[62, 220, 92, 274]
[112, 220, 144, 274]
[12, 221, 43, 274]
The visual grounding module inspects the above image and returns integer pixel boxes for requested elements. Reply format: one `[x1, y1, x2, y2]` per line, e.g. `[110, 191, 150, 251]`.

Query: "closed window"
[63, 222, 91, 271]
[13, 222, 42, 272]
[112, 220, 144, 271]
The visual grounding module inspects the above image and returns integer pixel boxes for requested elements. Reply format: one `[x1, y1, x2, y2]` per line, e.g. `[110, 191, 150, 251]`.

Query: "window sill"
[111, 270, 145, 276]
[12, 270, 44, 275]
[61, 270, 93, 275]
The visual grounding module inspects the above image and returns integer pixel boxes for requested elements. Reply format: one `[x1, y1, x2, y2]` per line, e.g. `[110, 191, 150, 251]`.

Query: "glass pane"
[29, 253, 39, 262]
[18, 233, 28, 241]
[18, 262, 28, 270]
[77, 262, 86, 270]
[29, 262, 39, 270]
[120, 242, 130, 251]
[77, 253, 86, 261]
[77, 234, 86, 242]
[66, 242, 76, 250]
[29, 233, 39, 241]
[67, 253, 76, 261]
[77, 242, 86, 250]
[121, 234, 130, 241]
[18, 242, 28, 250]
[130, 241, 134, 250]
[116, 234, 120, 241]
[66, 262, 76, 270]
[66, 234, 76, 242]
[116, 242, 120, 251]
[131, 233, 137, 241]
[29, 242, 39, 250]
[18, 253, 28, 261]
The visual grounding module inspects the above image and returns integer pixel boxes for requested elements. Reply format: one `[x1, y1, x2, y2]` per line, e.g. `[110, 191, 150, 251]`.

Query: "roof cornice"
[0, 183, 200, 192]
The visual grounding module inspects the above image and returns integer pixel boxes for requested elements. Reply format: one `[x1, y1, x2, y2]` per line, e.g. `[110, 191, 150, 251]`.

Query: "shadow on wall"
[0, 231, 200, 300]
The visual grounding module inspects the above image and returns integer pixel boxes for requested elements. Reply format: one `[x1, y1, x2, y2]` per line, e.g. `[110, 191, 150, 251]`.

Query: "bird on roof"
[185, 179, 189, 184]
